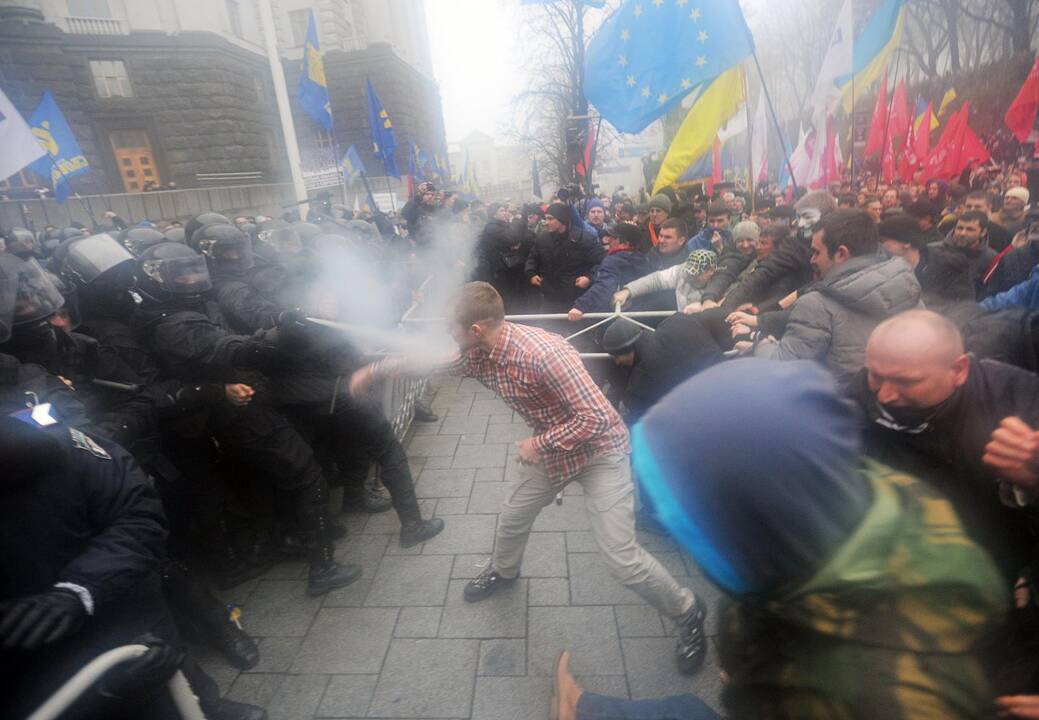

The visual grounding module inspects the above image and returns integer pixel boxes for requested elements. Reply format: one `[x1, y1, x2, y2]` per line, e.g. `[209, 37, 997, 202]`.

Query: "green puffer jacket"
[718, 460, 1009, 720]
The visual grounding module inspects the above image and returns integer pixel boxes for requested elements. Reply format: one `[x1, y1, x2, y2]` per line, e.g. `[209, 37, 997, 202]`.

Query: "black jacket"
[701, 250, 754, 303]
[624, 312, 723, 421]
[644, 245, 687, 272]
[524, 225, 605, 306]
[847, 356, 1037, 580]
[721, 235, 812, 311]
[985, 243, 1039, 298]
[919, 240, 995, 305]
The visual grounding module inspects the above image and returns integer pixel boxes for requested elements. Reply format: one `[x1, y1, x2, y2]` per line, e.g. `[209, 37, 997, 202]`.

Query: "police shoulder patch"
[68, 428, 112, 460]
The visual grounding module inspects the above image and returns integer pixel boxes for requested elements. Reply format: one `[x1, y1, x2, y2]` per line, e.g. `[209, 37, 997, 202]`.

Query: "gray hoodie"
[755, 255, 922, 384]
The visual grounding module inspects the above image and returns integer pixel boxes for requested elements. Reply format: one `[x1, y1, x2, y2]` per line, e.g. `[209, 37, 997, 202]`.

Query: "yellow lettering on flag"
[653, 65, 745, 194]
[306, 43, 326, 87]
[31, 120, 59, 156]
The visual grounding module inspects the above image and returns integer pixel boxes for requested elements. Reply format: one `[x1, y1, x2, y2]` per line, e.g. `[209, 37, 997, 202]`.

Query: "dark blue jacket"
[573, 250, 650, 312]
[981, 266, 1039, 312]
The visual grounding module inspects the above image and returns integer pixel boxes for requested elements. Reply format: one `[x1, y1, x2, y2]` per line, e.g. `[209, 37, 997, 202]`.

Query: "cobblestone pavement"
[197, 375, 724, 719]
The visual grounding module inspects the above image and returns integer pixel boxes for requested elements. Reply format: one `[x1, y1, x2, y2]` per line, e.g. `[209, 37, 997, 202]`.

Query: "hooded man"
[686, 202, 732, 254]
[584, 198, 608, 243]
[525, 202, 605, 313]
[550, 359, 1007, 720]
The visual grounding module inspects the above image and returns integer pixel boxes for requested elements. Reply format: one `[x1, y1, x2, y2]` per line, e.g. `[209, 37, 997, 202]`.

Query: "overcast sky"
[424, 0, 527, 143]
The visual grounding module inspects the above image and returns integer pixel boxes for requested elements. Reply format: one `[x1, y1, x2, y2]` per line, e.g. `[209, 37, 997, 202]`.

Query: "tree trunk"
[1006, 0, 1033, 53]
[942, 0, 961, 72]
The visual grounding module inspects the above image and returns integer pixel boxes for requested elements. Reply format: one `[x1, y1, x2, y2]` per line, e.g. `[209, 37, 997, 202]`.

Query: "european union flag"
[341, 144, 365, 179]
[366, 79, 399, 179]
[407, 140, 426, 182]
[28, 90, 90, 203]
[298, 10, 332, 131]
[584, 0, 754, 134]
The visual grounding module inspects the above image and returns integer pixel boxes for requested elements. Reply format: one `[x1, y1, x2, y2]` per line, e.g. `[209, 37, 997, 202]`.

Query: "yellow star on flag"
[657, 92, 668, 104]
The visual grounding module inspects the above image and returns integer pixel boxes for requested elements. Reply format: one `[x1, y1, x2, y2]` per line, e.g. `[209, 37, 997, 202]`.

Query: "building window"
[226, 0, 243, 39]
[90, 60, 133, 98]
[67, 0, 111, 17]
[288, 8, 312, 47]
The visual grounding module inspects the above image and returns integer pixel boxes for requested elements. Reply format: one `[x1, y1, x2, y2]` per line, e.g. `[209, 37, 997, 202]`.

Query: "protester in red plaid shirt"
[350, 282, 709, 674]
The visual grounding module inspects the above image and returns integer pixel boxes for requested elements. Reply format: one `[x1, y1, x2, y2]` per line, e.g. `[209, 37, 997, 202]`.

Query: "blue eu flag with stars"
[584, 0, 754, 134]
[366, 79, 399, 179]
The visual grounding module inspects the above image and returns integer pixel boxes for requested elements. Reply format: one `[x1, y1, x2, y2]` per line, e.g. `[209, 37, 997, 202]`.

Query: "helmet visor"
[14, 258, 65, 324]
[65, 233, 136, 285]
[144, 255, 212, 295]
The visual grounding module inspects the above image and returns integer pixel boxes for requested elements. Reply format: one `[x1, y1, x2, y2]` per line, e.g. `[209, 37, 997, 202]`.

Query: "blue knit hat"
[632, 359, 870, 596]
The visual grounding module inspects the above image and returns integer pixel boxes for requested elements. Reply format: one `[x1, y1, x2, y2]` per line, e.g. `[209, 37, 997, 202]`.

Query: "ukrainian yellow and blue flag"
[584, 0, 754, 134]
[341, 144, 365, 179]
[298, 10, 332, 131]
[366, 79, 399, 179]
[28, 90, 90, 203]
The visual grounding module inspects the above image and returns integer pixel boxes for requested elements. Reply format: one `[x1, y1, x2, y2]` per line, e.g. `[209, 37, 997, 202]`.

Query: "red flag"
[865, 69, 889, 157]
[960, 122, 991, 170]
[708, 136, 723, 195]
[888, 79, 912, 143]
[881, 133, 897, 182]
[576, 121, 597, 177]
[1006, 55, 1039, 143]
[900, 101, 933, 182]
[922, 105, 966, 181]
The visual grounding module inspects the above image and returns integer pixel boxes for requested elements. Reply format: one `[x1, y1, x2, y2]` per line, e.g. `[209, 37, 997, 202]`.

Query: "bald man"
[847, 309, 1039, 581]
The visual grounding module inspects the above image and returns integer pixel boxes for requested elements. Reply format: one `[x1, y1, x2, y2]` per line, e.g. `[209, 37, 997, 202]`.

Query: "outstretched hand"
[349, 365, 377, 397]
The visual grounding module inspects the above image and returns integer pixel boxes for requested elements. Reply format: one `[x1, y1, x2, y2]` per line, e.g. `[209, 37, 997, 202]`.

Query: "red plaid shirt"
[448, 322, 629, 484]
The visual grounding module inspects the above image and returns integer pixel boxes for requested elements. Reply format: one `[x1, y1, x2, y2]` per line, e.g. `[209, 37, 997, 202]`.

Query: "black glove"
[0, 589, 87, 650]
[99, 633, 184, 701]
[277, 308, 310, 347]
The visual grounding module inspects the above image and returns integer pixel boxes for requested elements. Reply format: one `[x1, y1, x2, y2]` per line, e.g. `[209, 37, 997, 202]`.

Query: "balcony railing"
[64, 16, 126, 35]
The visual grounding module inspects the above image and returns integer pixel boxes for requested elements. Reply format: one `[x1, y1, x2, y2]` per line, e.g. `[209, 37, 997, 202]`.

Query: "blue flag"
[28, 91, 89, 203]
[584, 0, 754, 134]
[341, 144, 365, 179]
[531, 156, 542, 198]
[366, 79, 399, 179]
[407, 140, 426, 182]
[298, 10, 332, 131]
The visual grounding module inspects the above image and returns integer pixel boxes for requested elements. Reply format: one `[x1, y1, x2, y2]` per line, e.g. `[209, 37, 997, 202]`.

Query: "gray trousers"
[492, 452, 695, 619]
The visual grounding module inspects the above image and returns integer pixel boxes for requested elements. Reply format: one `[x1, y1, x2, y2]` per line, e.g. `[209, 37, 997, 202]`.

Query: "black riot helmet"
[0, 253, 21, 343]
[164, 226, 186, 244]
[12, 256, 65, 325]
[40, 226, 86, 257]
[191, 223, 254, 274]
[265, 227, 303, 256]
[59, 233, 136, 291]
[3, 227, 40, 259]
[123, 227, 169, 256]
[136, 242, 212, 303]
[44, 269, 81, 331]
[183, 212, 231, 245]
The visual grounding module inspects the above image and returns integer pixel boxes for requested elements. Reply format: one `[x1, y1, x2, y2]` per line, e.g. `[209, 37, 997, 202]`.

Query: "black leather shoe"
[211, 617, 260, 670]
[413, 402, 438, 423]
[342, 487, 393, 514]
[400, 517, 444, 548]
[463, 566, 517, 602]
[201, 697, 268, 720]
[307, 561, 362, 596]
[675, 594, 708, 675]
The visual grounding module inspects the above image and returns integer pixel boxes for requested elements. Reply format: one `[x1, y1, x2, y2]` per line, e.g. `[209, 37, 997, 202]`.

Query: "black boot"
[308, 549, 363, 596]
[342, 485, 393, 514]
[200, 697, 268, 720]
[413, 401, 438, 423]
[400, 517, 445, 548]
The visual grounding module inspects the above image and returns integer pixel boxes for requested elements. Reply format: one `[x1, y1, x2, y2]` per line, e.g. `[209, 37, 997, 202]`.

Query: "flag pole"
[383, 174, 397, 213]
[742, 66, 754, 211]
[878, 48, 903, 182]
[42, 152, 95, 228]
[751, 52, 798, 195]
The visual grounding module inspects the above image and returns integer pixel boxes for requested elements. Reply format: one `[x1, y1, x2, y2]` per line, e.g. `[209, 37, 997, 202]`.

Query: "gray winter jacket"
[625, 263, 706, 310]
[754, 255, 922, 384]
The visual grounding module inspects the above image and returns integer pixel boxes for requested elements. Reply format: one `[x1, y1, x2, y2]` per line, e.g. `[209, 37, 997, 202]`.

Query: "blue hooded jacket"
[573, 249, 650, 312]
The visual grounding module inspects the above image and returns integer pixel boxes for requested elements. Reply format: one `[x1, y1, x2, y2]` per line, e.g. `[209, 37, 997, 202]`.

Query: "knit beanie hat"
[546, 202, 570, 225]
[585, 198, 604, 213]
[631, 359, 869, 596]
[602, 317, 643, 354]
[684, 249, 717, 277]
[649, 193, 673, 214]
[732, 221, 760, 242]
[1006, 187, 1030, 205]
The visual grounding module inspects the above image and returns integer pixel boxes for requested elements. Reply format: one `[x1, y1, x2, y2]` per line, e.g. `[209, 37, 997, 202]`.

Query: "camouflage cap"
[684, 249, 717, 277]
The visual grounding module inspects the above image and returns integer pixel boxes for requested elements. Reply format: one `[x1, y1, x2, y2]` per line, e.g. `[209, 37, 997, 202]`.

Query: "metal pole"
[257, 0, 309, 219]
[384, 175, 397, 213]
[751, 52, 798, 194]
[742, 66, 754, 211]
[879, 48, 903, 183]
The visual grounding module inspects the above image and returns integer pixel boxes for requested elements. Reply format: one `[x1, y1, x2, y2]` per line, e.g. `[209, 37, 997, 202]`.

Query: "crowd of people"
[2, 151, 1039, 718]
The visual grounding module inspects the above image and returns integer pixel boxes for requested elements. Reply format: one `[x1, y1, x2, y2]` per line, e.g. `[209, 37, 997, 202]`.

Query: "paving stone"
[531, 497, 591, 531]
[395, 606, 442, 638]
[422, 513, 497, 555]
[469, 397, 514, 417]
[245, 636, 303, 673]
[244, 580, 324, 637]
[478, 639, 526, 676]
[434, 497, 469, 515]
[226, 672, 283, 707]
[622, 637, 723, 710]
[430, 375, 462, 392]
[580, 675, 631, 698]
[615, 605, 666, 637]
[471, 676, 551, 720]
[483, 421, 533, 445]
[459, 428, 487, 444]
[565, 530, 598, 553]
[362, 499, 436, 534]
[316, 674, 378, 718]
[415, 467, 475, 498]
[431, 391, 474, 410]
[290, 607, 397, 674]
[368, 638, 479, 718]
[410, 417, 442, 435]
[452, 554, 492, 578]
[637, 530, 678, 553]
[528, 606, 623, 676]
[522, 531, 567, 577]
[422, 455, 453, 469]
[528, 577, 570, 606]
[266, 673, 329, 720]
[262, 560, 307, 580]
[467, 481, 509, 513]
[439, 578, 527, 638]
[474, 466, 505, 482]
[365, 554, 453, 606]
[458, 377, 491, 394]
[214, 578, 258, 608]
[439, 414, 490, 436]
[405, 434, 459, 457]
[488, 411, 517, 424]
[569, 553, 647, 605]
[452, 443, 508, 468]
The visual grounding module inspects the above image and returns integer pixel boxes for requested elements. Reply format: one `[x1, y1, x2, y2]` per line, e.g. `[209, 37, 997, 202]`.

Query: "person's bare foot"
[551, 650, 583, 720]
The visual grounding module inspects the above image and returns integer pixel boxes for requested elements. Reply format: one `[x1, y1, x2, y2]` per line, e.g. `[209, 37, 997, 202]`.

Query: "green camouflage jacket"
[718, 459, 1009, 720]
